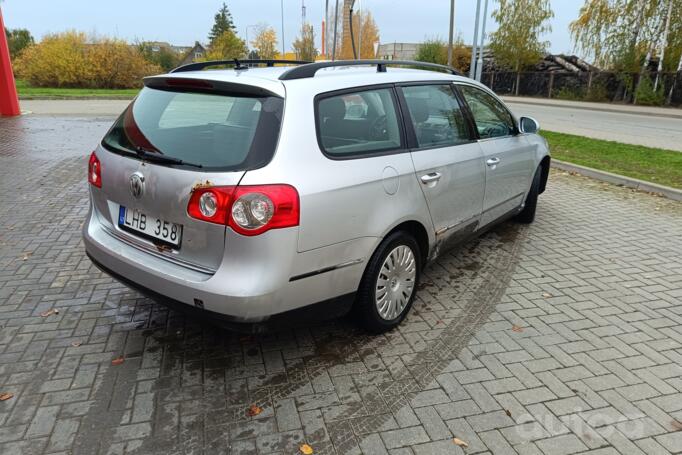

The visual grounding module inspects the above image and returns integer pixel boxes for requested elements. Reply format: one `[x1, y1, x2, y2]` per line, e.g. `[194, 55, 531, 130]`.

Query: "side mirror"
[519, 116, 540, 134]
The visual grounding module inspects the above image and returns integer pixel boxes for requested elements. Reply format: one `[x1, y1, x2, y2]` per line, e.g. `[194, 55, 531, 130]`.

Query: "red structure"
[0, 6, 21, 117]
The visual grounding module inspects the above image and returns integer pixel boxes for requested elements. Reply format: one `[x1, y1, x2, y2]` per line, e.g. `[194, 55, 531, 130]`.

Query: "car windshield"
[102, 87, 284, 171]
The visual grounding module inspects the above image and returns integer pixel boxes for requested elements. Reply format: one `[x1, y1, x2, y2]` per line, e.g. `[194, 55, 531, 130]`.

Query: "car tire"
[355, 231, 421, 333]
[516, 166, 542, 224]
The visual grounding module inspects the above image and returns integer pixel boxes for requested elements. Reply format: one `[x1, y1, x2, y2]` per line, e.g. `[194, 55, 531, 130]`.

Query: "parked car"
[83, 59, 550, 333]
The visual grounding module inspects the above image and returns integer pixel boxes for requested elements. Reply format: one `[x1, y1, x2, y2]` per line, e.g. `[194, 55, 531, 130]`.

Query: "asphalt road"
[506, 101, 682, 152]
[19, 98, 682, 151]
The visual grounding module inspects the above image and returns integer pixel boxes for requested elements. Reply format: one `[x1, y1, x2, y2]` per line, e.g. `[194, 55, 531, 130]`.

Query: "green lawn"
[542, 130, 682, 190]
[16, 79, 138, 98]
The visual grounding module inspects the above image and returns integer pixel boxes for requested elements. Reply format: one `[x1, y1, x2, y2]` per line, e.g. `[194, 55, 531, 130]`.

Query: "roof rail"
[278, 59, 463, 81]
[170, 59, 312, 73]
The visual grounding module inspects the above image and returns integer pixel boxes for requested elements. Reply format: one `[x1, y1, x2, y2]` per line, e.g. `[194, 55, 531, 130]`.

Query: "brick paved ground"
[1, 115, 681, 455]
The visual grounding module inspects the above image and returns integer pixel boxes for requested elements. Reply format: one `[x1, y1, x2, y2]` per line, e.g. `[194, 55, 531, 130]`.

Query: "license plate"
[118, 206, 182, 247]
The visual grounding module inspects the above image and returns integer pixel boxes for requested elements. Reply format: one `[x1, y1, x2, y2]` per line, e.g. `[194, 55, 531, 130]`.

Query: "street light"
[475, 0, 489, 82]
[281, 0, 285, 56]
[470, 0, 482, 79]
[447, 0, 456, 67]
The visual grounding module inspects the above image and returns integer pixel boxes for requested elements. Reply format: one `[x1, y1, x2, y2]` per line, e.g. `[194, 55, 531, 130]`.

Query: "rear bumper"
[86, 251, 354, 333]
[83, 206, 372, 322]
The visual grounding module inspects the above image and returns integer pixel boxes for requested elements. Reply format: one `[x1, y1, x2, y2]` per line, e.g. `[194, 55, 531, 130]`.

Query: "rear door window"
[316, 87, 403, 157]
[401, 84, 470, 148]
[102, 87, 284, 171]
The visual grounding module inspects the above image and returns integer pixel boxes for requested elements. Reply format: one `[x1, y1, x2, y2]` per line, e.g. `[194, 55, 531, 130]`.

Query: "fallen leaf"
[247, 404, 262, 417]
[512, 325, 524, 333]
[671, 420, 682, 431]
[542, 292, 553, 298]
[299, 443, 314, 454]
[505, 409, 512, 418]
[40, 309, 56, 317]
[453, 437, 469, 448]
[190, 180, 213, 192]
[71, 341, 82, 347]
[0, 392, 14, 401]
[111, 356, 125, 366]
[22, 253, 31, 261]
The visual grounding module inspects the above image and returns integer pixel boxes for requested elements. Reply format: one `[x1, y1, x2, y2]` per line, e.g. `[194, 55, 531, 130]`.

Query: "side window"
[317, 88, 402, 157]
[401, 84, 470, 148]
[458, 85, 516, 139]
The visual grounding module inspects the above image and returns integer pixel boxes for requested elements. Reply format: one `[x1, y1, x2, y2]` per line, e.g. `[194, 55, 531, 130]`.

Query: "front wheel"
[516, 166, 542, 224]
[355, 231, 421, 333]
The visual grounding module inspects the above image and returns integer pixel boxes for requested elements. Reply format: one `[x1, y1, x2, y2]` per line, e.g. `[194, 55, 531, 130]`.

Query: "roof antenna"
[233, 58, 247, 70]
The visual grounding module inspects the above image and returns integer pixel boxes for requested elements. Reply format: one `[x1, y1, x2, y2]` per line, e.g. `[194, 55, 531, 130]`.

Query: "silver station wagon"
[83, 59, 550, 333]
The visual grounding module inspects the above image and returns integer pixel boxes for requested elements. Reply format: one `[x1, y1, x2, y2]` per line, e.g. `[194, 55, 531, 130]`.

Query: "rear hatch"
[91, 76, 284, 272]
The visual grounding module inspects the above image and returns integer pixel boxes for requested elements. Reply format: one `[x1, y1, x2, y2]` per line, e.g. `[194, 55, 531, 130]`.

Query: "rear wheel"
[356, 231, 421, 333]
[516, 166, 541, 224]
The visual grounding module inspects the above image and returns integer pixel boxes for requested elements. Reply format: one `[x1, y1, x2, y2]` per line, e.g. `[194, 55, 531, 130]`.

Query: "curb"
[503, 97, 682, 120]
[551, 159, 682, 202]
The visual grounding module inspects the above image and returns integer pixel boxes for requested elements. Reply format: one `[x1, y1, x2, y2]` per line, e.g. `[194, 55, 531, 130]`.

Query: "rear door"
[398, 83, 486, 244]
[457, 84, 535, 227]
[92, 85, 284, 271]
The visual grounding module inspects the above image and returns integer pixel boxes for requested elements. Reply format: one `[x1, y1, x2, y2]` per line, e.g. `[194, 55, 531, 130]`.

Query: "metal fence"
[481, 71, 682, 107]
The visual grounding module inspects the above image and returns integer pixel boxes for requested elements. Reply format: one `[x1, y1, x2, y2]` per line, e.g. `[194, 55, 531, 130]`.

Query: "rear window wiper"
[134, 146, 203, 168]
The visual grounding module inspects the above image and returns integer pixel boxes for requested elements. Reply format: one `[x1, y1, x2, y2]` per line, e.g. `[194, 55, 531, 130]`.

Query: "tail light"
[88, 152, 102, 188]
[187, 185, 299, 236]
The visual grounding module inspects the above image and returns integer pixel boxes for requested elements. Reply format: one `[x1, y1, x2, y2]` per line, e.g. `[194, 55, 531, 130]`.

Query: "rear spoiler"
[142, 76, 281, 98]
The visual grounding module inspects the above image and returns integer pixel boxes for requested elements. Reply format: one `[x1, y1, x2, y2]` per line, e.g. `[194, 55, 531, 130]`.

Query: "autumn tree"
[340, 10, 380, 59]
[292, 24, 318, 62]
[208, 3, 236, 45]
[137, 42, 180, 72]
[415, 37, 471, 72]
[5, 28, 34, 59]
[251, 25, 278, 60]
[14, 31, 159, 88]
[570, 0, 682, 102]
[205, 29, 247, 61]
[488, 0, 554, 94]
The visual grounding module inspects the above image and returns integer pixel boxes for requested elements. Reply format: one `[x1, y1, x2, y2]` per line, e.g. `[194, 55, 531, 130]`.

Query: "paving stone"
[534, 433, 588, 455]
[1, 117, 681, 454]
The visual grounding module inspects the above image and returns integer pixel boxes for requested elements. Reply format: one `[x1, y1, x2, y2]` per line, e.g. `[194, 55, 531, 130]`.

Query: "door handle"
[486, 158, 501, 167]
[420, 172, 442, 184]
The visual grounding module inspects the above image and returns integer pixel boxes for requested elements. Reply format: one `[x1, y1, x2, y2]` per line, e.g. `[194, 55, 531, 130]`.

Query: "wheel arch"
[539, 155, 551, 194]
[381, 219, 431, 266]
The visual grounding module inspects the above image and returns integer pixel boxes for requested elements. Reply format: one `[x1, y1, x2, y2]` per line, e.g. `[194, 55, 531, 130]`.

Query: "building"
[177, 42, 207, 66]
[376, 42, 419, 60]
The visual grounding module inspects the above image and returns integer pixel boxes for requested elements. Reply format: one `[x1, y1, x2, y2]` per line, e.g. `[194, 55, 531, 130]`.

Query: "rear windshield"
[102, 87, 284, 171]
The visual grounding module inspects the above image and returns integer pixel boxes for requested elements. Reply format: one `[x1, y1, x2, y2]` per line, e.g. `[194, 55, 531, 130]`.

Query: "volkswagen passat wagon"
[83, 59, 550, 333]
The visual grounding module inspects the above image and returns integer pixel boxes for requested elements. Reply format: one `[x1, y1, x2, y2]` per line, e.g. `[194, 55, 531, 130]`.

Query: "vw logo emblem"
[129, 172, 145, 199]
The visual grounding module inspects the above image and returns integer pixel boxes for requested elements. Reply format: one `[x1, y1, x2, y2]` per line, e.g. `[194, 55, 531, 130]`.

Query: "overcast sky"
[2, 0, 584, 57]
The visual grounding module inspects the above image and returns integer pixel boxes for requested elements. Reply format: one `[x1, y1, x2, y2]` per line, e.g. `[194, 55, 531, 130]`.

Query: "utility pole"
[475, 0, 489, 81]
[325, 0, 330, 58]
[447, 0, 456, 67]
[469, 0, 482, 79]
[281, 0, 285, 56]
[332, 0, 340, 60]
[301, 0, 306, 31]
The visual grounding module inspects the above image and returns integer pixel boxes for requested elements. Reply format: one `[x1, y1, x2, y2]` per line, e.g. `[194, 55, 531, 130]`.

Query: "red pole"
[0, 6, 21, 117]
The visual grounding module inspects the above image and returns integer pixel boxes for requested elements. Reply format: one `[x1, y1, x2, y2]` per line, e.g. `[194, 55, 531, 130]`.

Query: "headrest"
[408, 97, 430, 123]
[321, 97, 347, 121]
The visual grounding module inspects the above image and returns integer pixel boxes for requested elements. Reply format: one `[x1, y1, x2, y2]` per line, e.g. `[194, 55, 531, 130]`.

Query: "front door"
[457, 84, 535, 227]
[399, 84, 486, 245]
